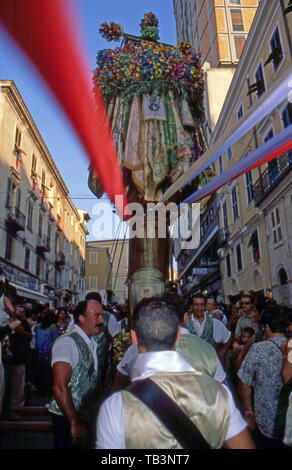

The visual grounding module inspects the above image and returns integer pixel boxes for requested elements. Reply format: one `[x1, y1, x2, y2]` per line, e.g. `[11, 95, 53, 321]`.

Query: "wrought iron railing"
[254, 153, 292, 206]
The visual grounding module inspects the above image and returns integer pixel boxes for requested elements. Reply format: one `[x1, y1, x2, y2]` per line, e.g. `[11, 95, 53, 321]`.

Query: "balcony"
[55, 251, 65, 268]
[254, 153, 292, 206]
[218, 227, 230, 247]
[6, 206, 25, 232]
[36, 235, 50, 254]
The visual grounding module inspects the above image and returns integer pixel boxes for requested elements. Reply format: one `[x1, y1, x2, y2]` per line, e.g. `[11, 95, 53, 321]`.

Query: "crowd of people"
[0, 267, 292, 449]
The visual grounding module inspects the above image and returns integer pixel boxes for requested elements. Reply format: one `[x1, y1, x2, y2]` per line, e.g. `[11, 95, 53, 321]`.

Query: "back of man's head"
[86, 291, 102, 304]
[261, 305, 288, 334]
[133, 297, 180, 352]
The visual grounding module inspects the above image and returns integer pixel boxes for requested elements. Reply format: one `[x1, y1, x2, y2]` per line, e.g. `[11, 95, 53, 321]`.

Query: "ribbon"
[0, 0, 127, 216]
[159, 67, 292, 204]
[183, 126, 292, 204]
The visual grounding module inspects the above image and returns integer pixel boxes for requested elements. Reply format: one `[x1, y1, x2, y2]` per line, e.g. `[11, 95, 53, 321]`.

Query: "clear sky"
[0, 0, 178, 240]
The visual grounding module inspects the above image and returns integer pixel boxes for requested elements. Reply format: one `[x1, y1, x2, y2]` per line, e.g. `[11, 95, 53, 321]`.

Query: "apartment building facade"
[85, 239, 129, 304]
[0, 80, 88, 306]
[173, 0, 260, 137]
[212, 0, 292, 303]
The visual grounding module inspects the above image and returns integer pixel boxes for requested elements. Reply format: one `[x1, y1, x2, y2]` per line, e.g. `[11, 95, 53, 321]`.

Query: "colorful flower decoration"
[140, 12, 159, 29]
[178, 40, 193, 55]
[95, 14, 204, 117]
[99, 22, 124, 42]
[140, 12, 159, 42]
[112, 328, 132, 366]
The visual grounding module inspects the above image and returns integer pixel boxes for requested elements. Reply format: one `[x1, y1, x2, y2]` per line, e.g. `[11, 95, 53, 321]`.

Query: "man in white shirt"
[49, 299, 104, 449]
[111, 312, 226, 393]
[187, 294, 232, 359]
[206, 298, 228, 326]
[85, 292, 121, 393]
[95, 297, 256, 449]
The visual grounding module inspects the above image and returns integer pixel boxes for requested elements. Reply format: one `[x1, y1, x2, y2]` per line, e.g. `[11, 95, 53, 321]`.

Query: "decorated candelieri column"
[88, 12, 209, 315]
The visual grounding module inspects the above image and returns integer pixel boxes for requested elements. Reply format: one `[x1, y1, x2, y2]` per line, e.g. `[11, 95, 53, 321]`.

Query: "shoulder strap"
[266, 339, 284, 353]
[127, 378, 210, 449]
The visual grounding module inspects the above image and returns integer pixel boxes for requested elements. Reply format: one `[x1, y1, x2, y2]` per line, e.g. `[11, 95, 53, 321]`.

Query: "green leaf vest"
[92, 311, 112, 367]
[186, 314, 215, 347]
[122, 372, 230, 449]
[176, 333, 217, 378]
[49, 331, 99, 425]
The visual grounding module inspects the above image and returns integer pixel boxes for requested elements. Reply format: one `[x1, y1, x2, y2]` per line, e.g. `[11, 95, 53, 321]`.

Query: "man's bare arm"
[281, 340, 292, 385]
[52, 362, 87, 443]
[238, 380, 257, 430]
[4, 296, 16, 319]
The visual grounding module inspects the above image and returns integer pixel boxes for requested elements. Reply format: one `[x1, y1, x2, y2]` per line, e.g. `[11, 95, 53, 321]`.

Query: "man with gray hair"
[95, 297, 255, 449]
[49, 299, 104, 449]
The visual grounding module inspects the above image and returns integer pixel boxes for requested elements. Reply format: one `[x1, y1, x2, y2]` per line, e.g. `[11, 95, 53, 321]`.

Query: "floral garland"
[94, 38, 204, 116]
[99, 21, 124, 42]
[112, 328, 132, 366]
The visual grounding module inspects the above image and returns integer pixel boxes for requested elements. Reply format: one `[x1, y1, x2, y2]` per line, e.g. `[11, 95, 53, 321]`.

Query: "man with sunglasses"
[235, 295, 259, 341]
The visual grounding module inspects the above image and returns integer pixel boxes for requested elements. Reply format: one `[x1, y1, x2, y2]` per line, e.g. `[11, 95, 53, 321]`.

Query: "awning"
[9, 282, 50, 302]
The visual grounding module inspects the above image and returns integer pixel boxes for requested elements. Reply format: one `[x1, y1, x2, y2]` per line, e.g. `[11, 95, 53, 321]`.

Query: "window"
[41, 170, 46, 195]
[6, 178, 12, 207]
[231, 186, 239, 222]
[47, 223, 51, 248]
[5, 233, 13, 261]
[236, 244, 243, 272]
[38, 213, 43, 237]
[227, 147, 233, 163]
[271, 208, 282, 244]
[229, 0, 241, 4]
[36, 255, 41, 277]
[230, 9, 244, 32]
[269, 26, 283, 73]
[45, 263, 49, 282]
[27, 200, 34, 231]
[31, 154, 37, 174]
[24, 248, 30, 271]
[90, 252, 98, 264]
[265, 129, 280, 185]
[55, 234, 60, 254]
[237, 104, 243, 120]
[89, 276, 98, 290]
[282, 103, 292, 128]
[14, 127, 21, 149]
[245, 171, 254, 205]
[282, 104, 292, 164]
[254, 62, 265, 98]
[279, 268, 288, 286]
[226, 253, 232, 278]
[16, 188, 21, 210]
[222, 201, 229, 232]
[234, 36, 245, 59]
[249, 230, 261, 263]
[219, 155, 224, 175]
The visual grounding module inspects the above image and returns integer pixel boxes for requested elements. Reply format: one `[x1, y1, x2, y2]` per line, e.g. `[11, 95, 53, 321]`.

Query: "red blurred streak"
[0, 0, 127, 217]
